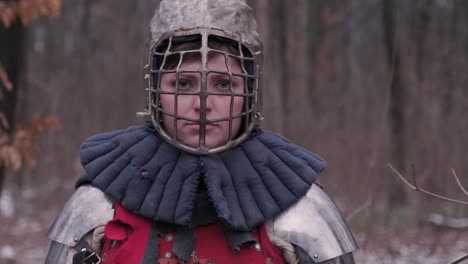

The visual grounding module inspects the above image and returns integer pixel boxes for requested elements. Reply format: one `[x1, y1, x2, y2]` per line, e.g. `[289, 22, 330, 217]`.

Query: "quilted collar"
[80, 125, 325, 231]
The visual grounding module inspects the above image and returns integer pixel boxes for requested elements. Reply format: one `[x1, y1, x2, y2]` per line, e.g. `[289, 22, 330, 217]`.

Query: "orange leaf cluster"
[0, 0, 61, 27]
[0, 115, 61, 171]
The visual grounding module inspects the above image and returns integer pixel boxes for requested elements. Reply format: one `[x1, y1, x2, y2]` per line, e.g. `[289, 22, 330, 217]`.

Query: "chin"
[174, 128, 232, 150]
[205, 140, 226, 149]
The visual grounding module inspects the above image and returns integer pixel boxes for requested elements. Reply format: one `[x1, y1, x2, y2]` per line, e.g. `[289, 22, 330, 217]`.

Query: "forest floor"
[0, 185, 467, 264]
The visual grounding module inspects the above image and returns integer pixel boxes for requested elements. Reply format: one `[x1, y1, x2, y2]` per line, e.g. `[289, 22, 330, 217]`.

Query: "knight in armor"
[45, 0, 358, 263]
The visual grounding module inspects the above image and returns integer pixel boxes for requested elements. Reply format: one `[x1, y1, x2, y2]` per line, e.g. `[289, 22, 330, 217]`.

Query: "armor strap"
[74, 237, 94, 252]
[72, 238, 100, 264]
[72, 250, 101, 264]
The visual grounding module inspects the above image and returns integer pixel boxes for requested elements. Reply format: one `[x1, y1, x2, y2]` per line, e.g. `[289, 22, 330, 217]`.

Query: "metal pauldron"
[272, 184, 358, 263]
[48, 185, 114, 247]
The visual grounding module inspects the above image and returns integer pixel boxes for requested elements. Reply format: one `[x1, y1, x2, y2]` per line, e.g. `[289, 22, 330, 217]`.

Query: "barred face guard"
[146, 28, 263, 155]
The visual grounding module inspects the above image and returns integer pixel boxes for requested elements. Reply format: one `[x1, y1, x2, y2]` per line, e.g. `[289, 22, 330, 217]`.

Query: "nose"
[192, 93, 213, 114]
[192, 95, 201, 112]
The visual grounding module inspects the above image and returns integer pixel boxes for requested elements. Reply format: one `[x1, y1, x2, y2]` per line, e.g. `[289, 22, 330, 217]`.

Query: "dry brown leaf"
[0, 145, 22, 171]
[0, 0, 62, 27]
[0, 114, 60, 170]
[0, 62, 13, 91]
[0, 4, 15, 27]
[0, 112, 9, 130]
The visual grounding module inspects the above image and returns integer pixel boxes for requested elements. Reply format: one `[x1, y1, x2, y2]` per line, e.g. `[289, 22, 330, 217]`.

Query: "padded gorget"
[80, 125, 325, 231]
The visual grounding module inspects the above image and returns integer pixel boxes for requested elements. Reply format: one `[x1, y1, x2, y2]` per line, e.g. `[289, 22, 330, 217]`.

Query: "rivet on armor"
[313, 254, 319, 259]
[164, 251, 172, 258]
[140, 168, 149, 178]
[165, 234, 174, 242]
[265, 257, 272, 264]
[74, 237, 79, 242]
[254, 243, 261, 251]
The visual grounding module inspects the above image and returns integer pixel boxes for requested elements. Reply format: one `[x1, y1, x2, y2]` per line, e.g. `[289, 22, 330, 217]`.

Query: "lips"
[185, 123, 218, 130]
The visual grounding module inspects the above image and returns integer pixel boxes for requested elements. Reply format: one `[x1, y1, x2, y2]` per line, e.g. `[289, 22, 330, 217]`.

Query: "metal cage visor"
[146, 28, 262, 155]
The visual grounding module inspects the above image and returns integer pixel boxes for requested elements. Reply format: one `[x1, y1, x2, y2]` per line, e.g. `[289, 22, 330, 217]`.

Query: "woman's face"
[159, 53, 245, 149]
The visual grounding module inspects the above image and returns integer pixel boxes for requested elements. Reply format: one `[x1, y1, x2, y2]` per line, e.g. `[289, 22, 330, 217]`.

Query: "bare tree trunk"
[311, 1, 391, 206]
[251, 0, 286, 133]
[283, 0, 312, 139]
[0, 19, 24, 196]
[13, 0, 160, 195]
[383, 0, 408, 207]
[391, 0, 468, 210]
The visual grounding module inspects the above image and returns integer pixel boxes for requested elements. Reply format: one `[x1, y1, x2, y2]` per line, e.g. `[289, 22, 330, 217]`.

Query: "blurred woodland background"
[1, 0, 468, 263]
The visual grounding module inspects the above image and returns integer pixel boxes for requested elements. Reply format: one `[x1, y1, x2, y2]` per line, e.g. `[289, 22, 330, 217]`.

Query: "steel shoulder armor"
[272, 184, 358, 263]
[45, 185, 114, 263]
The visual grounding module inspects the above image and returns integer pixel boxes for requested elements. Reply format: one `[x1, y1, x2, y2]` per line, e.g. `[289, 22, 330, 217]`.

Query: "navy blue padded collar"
[80, 125, 326, 231]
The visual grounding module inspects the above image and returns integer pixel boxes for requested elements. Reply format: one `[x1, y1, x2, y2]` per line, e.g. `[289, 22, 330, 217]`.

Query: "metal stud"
[144, 74, 151, 80]
[165, 234, 174, 242]
[164, 251, 172, 258]
[254, 243, 261, 251]
[313, 254, 319, 259]
[74, 237, 79, 242]
[140, 169, 149, 178]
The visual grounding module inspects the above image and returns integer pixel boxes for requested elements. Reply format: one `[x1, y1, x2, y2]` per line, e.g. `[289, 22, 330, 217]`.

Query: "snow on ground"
[0, 185, 467, 264]
[0, 190, 14, 218]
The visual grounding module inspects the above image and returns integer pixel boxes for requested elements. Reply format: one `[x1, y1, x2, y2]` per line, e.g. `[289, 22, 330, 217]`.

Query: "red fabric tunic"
[100, 203, 285, 264]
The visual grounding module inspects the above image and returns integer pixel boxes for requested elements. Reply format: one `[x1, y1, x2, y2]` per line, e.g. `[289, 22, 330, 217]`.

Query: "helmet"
[144, 0, 263, 155]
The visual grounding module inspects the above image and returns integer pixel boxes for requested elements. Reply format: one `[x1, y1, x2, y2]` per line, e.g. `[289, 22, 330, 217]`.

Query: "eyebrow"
[175, 72, 200, 79]
[208, 72, 242, 81]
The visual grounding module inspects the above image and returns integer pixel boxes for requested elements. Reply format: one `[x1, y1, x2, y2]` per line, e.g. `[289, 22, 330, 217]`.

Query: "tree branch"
[387, 163, 468, 206]
[449, 252, 468, 264]
[452, 168, 468, 197]
[346, 196, 373, 222]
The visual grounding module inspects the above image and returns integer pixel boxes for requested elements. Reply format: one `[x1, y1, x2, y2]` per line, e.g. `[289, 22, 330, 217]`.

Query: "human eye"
[160, 73, 178, 91]
[177, 79, 193, 90]
[215, 79, 232, 91]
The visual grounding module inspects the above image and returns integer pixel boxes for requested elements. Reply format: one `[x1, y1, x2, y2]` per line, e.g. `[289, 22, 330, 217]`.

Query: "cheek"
[159, 95, 175, 135]
[233, 97, 245, 113]
[159, 95, 174, 112]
